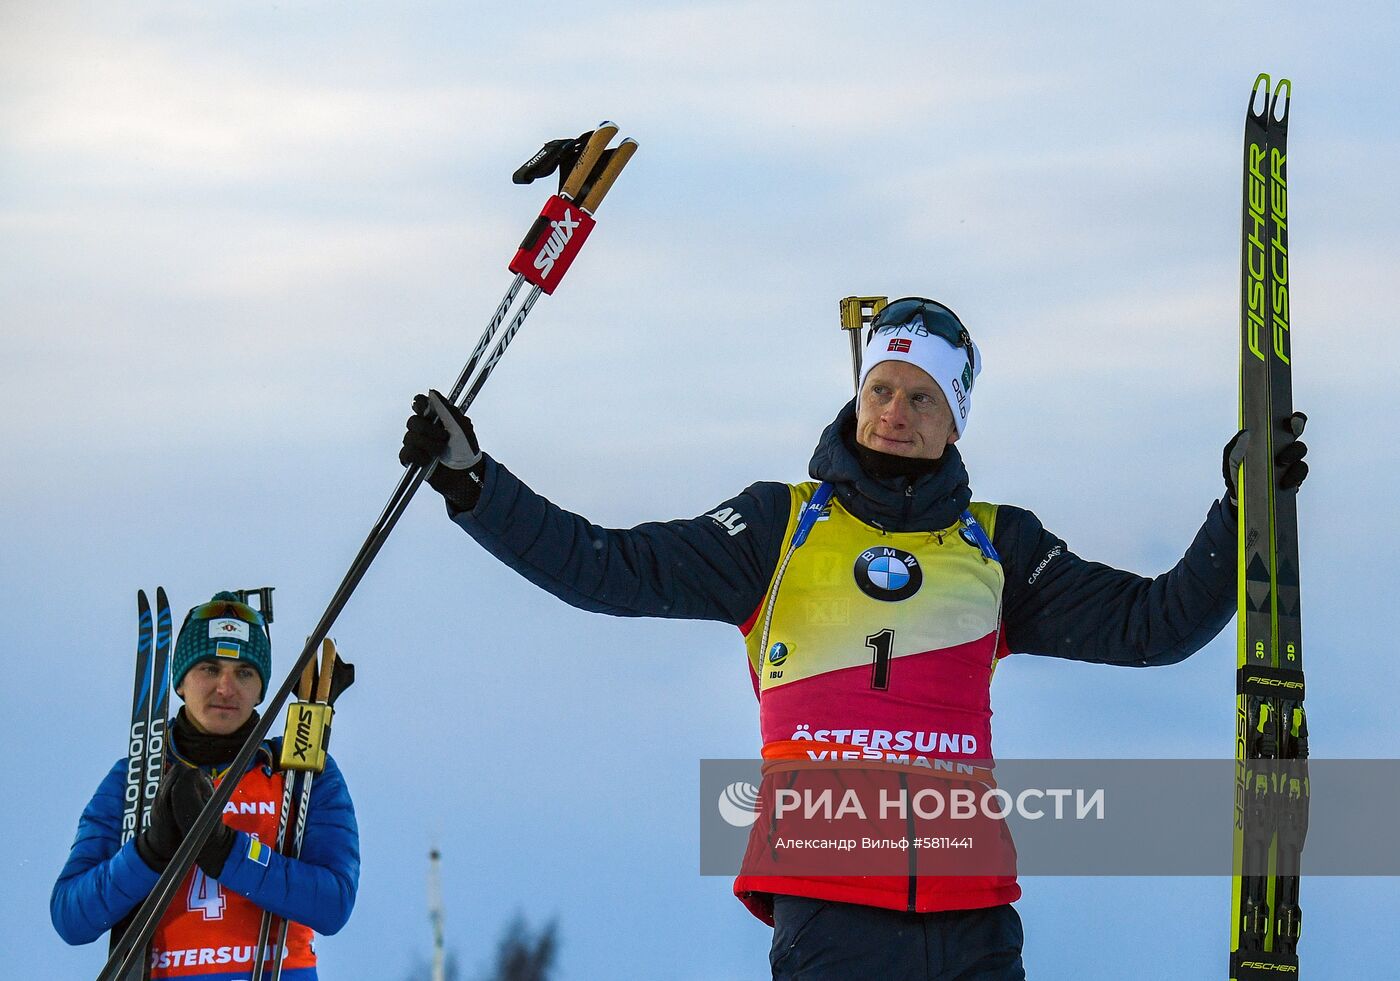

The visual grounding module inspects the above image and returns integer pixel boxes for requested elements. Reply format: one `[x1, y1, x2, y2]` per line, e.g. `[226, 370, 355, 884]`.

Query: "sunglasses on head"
[870, 297, 976, 388]
[185, 600, 266, 628]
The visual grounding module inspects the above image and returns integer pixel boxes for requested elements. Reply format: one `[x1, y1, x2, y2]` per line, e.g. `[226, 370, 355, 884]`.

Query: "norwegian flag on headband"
[887, 338, 911, 353]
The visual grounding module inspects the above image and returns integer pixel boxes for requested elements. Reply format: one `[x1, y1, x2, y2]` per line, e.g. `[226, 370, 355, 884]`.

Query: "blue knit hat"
[172, 591, 272, 700]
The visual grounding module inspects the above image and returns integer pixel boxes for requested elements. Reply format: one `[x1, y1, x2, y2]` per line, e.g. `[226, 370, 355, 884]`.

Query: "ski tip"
[1250, 73, 1271, 117]
[156, 585, 168, 605]
[138, 588, 150, 608]
[1271, 78, 1292, 125]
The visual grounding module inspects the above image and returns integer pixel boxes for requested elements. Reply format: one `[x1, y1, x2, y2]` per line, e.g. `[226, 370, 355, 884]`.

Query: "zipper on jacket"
[901, 479, 914, 527]
[902, 772, 918, 911]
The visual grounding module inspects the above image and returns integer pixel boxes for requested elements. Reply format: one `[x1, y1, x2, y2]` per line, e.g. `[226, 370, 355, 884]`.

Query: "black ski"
[111, 588, 170, 980]
[118, 592, 153, 852]
[1230, 73, 1308, 981]
[1262, 78, 1309, 970]
[109, 591, 151, 977]
[144, 589, 172, 835]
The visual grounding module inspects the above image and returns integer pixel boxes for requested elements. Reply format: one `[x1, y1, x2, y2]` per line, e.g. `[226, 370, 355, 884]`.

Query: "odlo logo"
[951, 377, 970, 420]
[533, 209, 581, 279]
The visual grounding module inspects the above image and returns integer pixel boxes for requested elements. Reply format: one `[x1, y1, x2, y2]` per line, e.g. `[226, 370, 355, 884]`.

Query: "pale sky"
[4, 3, 1398, 978]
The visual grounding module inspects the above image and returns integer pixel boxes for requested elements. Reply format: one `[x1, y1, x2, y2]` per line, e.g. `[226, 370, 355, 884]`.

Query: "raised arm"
[399, 391, 792, 625]
[459, 456, 790, 626]
[997, 499, 1237, 666]
[997, 426, 1309, 666]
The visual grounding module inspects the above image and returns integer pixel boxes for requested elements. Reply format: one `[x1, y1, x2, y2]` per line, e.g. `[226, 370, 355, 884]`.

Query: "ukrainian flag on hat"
[172, 591, 273, 700]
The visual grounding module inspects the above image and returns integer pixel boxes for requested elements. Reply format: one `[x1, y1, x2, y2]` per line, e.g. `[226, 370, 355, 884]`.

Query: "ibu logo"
[854, 546, 923, 602]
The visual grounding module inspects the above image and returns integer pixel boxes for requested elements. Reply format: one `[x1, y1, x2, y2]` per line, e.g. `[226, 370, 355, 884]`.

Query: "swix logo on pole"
[509, 194, 597, 295]
[533, 210, 581, 277]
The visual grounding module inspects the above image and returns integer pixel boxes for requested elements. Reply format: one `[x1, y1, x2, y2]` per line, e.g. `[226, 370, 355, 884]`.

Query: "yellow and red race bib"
[746, 484, 1006, 766]
[149, 767, 316, 978]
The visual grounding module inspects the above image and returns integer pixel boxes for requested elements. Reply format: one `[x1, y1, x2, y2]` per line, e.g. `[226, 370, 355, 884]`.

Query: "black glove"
[399, 389, 486, 512]
[1223, 412, 1310, 513]
[135, 770, 183, 872]
[167, 765, 238, 879]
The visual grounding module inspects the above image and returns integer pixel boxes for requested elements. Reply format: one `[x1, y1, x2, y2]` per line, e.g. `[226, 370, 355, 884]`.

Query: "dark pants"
[770, 896, 1026, 981]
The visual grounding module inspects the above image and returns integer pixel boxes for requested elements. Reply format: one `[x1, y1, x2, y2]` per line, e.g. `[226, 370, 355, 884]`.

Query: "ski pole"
[459, 137, 637, 411]
[292, 123, 629, 655]
[440, 120, 625, 415]
[267, 638, 346, 981]
[97, 120, 638, 981]
[249, 651, 316, 981]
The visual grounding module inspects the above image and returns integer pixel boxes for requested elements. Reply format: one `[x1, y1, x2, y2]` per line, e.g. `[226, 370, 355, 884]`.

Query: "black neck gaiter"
[172, 707, 261, 767]
[852, 440, 948, 480]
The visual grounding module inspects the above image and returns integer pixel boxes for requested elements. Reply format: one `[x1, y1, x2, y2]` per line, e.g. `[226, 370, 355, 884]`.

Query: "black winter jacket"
[453, 400, 1237, 667]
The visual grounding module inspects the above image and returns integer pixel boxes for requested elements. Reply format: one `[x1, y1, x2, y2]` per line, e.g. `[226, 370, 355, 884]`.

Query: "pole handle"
[315, 638, 337, 703]
[561, 122, 618, 200]
[580, 139, 639, 214]
[297, 649, 316, 702]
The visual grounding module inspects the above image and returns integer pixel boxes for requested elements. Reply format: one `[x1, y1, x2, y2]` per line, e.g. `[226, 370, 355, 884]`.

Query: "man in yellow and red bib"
[53, 593, 359, 979]
[400, 297, 1308, 980]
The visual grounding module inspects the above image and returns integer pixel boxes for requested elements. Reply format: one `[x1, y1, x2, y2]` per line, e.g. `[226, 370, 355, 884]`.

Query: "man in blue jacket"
[400, 297, 1307, 980]
[53, 592, 359, 980]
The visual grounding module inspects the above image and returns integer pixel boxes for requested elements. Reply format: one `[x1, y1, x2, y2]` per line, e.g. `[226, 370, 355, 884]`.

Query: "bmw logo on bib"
[854, 546, 923, 602]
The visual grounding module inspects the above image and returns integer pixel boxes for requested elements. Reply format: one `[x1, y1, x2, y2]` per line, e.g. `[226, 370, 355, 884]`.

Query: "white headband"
[859, 313, 982, 436]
